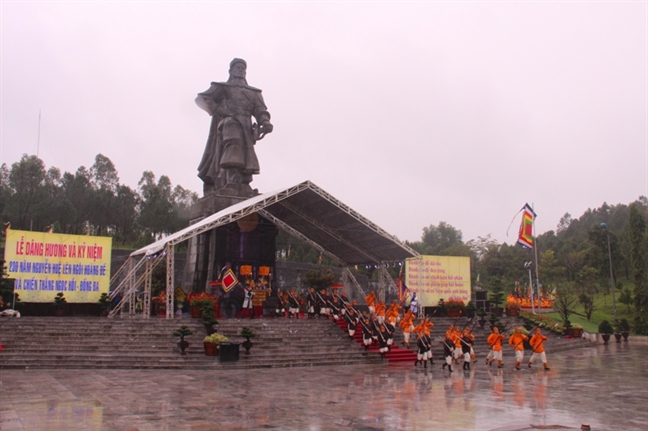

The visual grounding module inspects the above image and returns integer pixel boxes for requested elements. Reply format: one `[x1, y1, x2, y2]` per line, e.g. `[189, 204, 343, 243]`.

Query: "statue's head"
[229, 58, 247, 80]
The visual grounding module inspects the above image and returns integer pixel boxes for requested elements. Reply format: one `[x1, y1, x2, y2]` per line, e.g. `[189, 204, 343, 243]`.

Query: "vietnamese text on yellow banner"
[4, 229, 112, 303]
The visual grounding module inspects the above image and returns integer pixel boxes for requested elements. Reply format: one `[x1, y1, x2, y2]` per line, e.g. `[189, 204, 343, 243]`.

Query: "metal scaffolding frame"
[377, 266, 398, 302]
[108, 254, 164, 318]
[110, 180, 420, 318]
[342, 266, 366, 300]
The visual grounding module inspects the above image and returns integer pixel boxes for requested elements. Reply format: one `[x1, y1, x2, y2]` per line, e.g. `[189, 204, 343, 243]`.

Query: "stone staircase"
[0, 316, 382, 370]
[0, 315, 595, 370]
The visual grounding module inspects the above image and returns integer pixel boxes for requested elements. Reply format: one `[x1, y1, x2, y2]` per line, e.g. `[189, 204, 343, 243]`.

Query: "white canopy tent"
[109, 180, 420, 318]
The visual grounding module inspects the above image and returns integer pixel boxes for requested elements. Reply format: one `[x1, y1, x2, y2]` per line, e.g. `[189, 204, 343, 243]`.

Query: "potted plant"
[444, 297, 465, 318]
[613, 320, 623, 342]
[173, 325, 193, 355]
[617, 318, 631, 341]
[151, 291, 166, 317]
[598, 320, 614, 344]
[464, 301, 477, 319]
[488, 278, 505, 316]
[505, 296, 521, 317]
[240, 327, 256, 355]
[174, 287, 186, 316]
[189, 292, 216, 319]
[201, 301, 218, 335]
[53, 292, 67, 316]
[98, 292, 111, 316]
[437, 298, 447, 317]
[569, 323, 584, 338]
[477, 308, 487, 329]
[203, 333, 228, 356]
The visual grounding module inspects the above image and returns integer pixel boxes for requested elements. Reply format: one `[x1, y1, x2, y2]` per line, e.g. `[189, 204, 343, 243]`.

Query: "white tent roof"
[131, 180, 419, 265]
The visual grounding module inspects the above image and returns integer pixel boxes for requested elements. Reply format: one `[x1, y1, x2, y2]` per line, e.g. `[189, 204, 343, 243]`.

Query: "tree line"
[399, 201, 648, 335]
[0, 154, 198, 247]
[2, 153, 647, 333]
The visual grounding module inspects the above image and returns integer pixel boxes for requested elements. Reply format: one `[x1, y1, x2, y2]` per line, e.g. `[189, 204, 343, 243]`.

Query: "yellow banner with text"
[4, 229, 112, 303]
[405, 255, 471, 306]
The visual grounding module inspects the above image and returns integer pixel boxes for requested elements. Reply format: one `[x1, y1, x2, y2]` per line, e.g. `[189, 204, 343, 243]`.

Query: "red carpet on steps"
[334, 319, 418, 363]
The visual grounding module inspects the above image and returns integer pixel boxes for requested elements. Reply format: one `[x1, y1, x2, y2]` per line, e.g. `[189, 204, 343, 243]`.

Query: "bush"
[616, 318, 631, 333]
[598, 320, 614, 335]
[240, 327, 256, 339]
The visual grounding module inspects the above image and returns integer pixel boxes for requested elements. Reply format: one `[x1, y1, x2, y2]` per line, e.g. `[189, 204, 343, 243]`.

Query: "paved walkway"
[0, 342, 646, 431]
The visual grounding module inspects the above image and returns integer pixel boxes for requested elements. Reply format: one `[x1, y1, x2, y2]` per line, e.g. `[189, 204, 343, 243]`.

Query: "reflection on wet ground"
[0, 342, 646, 431]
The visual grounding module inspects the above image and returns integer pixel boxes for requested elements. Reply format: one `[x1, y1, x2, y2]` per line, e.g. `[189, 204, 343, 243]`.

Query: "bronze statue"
[196, 58, 273, 196]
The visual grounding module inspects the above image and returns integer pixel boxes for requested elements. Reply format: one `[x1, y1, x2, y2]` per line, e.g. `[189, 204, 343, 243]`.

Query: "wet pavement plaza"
[0, 342, 646, 431]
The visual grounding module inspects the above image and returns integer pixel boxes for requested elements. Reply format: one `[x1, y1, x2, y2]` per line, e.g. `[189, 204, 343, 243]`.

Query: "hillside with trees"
[1, 154, 647, 333]
[0, 153, 197, 247]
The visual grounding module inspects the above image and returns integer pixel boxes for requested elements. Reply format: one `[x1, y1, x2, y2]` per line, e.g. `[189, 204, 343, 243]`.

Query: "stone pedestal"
[183, 191, 277, 293]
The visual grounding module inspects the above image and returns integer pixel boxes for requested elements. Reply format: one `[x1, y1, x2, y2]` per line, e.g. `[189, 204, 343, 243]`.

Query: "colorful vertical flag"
[397, 267, 409, 302]
[517, 203, 536, 249]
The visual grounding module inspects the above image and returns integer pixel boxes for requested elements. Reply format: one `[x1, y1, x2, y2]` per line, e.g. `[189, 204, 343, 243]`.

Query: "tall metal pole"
[602, 223, 617, 322]
[532, 203, 541, 307]
[526, 261, 535, 315]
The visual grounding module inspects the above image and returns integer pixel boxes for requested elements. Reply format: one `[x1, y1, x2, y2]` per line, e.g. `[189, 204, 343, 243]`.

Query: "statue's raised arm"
[196, 58, 273, 197]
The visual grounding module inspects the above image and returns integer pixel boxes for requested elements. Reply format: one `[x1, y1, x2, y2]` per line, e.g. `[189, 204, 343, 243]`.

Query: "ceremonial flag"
[398, 278, 410, 302]
[517, 203, 536, 249]
[221, 269, 239, 293]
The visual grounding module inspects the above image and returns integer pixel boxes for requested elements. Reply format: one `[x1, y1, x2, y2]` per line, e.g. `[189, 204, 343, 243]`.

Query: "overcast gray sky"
[2, 1, 646, 246]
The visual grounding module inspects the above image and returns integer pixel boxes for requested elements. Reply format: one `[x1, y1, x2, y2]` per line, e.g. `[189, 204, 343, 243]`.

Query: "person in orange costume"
[386, 300, 401, 324]
[486, 326, 505, 368]
[365, 291, 377, 315]
[528, 327, 550, 370]
[452, 326, 463, 364]
[399, 310, 415, 347]
[375, 300, 386, 324]
[508, 327, 528, 370]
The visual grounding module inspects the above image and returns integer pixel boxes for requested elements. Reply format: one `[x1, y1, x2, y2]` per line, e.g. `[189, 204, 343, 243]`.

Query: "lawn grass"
[547, 278, 637, 333]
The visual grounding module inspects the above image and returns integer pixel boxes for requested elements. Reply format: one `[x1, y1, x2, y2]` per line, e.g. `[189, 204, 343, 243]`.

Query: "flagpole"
[532, 203, 540, 313]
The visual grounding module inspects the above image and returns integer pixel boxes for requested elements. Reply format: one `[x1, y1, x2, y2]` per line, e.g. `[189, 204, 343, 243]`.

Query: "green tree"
[6, 154, 48, 229]
[138, 171, 176, 239]
[60, 167, 94, 234]
[304, 265, 337, 291]
[554, 282, 578, 326]
[576, 266, 598, 320]
[627, 201, 648, 334]
[114, 185, 139, 245]
[418, 221, 464, 255]
[89, 154, 120, 236]
[618, 287, 633, 313]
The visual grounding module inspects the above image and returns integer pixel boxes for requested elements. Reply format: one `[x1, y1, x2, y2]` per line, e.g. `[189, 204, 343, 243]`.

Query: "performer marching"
[306, 287, 317, 319]
[441, 336, 454, 373]
[366, 291, 377, 315]
[329, 296, 342, 321]
[399, 310, 415, 347]
[360, 316, 374, 351]
[528, 327, 551, 370]
[384, 320, 395, 351]
[376, 325, 389, 360]
[317, 288, 329, 318]
[461, 327, 474, 370]
[486, 326, 505, 368]
[508, 327, 529, 371]
[344, 308, 359, 340]
[287, 290, 301, 319]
